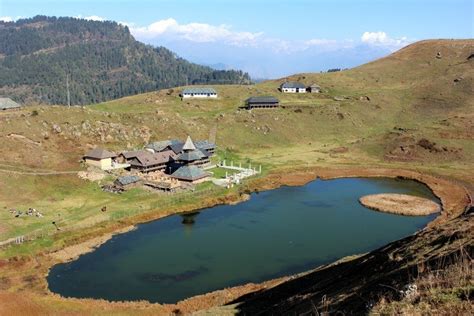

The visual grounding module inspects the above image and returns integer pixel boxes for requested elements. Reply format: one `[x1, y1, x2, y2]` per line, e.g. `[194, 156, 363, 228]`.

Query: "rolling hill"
[0, 16, 251, 105]
[0, 39, 472, 315]
[0, 40, 472, 175]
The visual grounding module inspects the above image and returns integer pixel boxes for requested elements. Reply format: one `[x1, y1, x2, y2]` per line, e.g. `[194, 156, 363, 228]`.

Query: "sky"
[1, 0, 472, 78]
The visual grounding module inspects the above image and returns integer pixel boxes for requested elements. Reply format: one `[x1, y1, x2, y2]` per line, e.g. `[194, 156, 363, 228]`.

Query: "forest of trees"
[0, 16, 251, 105]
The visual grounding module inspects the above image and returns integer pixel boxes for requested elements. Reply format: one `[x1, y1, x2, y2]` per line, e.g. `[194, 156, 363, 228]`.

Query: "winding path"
[0, 164, 80, 175]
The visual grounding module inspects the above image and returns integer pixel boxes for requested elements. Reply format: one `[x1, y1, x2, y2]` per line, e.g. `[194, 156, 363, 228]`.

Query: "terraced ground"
[0, 39, 472, 314]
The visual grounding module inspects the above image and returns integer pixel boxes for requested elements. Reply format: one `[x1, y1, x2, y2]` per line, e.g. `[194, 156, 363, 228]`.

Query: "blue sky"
[1, 0, 472, 77]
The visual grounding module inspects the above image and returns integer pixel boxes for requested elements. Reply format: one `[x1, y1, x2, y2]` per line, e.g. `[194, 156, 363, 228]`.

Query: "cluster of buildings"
[179, 81, 321, 110]
[83, 136, 216, 185]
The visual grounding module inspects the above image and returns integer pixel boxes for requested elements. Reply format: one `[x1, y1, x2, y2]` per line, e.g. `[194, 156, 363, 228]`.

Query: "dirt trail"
[0, 167, 81, 175]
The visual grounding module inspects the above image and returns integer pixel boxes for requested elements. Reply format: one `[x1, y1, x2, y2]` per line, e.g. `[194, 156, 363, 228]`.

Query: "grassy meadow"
[0, 39, 472, 258]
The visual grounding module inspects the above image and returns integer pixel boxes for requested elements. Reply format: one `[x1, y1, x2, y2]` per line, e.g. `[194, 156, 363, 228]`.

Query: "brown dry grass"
[371, 249, 473, 315]
[359, 193, 441, 216]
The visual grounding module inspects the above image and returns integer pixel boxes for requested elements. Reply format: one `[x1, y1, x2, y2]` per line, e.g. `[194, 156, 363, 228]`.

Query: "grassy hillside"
[0, 39, 472, 240]
[0, 39, 472, 314]
[0, 16, 251, 105]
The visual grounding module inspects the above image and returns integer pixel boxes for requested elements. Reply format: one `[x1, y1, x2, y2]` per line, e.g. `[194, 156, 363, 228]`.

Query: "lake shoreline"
[48, 167, 464, 265]
[1, 166, 471, 315]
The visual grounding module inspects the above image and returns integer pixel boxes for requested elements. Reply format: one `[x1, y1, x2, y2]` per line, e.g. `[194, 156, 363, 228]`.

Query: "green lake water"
[48, 178, 438, 303]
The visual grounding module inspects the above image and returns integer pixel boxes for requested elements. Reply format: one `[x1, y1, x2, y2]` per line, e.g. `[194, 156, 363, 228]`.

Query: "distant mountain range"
[0, 16, 251, 105]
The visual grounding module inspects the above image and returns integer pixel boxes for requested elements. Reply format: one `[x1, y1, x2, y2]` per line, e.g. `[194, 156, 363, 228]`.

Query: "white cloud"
[0, 16, 13, 22]
[118, 21, 135, 28]
[361, 31, 410, 49]
[130, 19, 413, 55]
[305, 39, 338, 46]
[361, 31, 389, 43]
[130, 18, 263, 47]
[84, 15, 106, 21]
[0, 16, 25, 22]
[74, 15, 106, 21]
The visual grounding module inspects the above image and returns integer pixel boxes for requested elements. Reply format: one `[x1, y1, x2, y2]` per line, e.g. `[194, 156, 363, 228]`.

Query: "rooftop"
[169, 142, 185, 154]
[145, 140, 172, 152]
[246, 96, 280, 104]
[183, 135, 197, 151]
[84, 148, 117, 159]
[132, 150, 175, 166]
[115, 175, 141, 186]
[176, 149, 207, 162]
[0, 98, 21, 110]
[120, 150, 143, 159]
[171, 165, 209, 181]
[194, 140, 216, 150]
[281, 82, 306, 89]
[182, 87, 217, 95]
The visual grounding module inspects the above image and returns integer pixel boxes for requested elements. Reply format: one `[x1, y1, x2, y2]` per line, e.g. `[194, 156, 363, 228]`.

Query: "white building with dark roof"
[280, 82, 306, 93]
[181, 87, 217, 99]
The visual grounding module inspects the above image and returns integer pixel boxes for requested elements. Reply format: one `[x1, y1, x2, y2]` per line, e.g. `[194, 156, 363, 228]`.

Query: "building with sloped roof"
[280, 82, 306, 93]
[118, 150, 144, 163]
[129, 150, 175, 173]
[171, 165, 210, 183]
[114, 175, 141, 187]
[168, 141, 185, 155]
[83, 148, 117, 170]
[145, 140, 172, 153]
[0, 98, 22, 110]
[176, 150, 207, 162]
[245, 96, 280, 109]
[194, 140, 216, 154]
[175, 136, 210, 167]
[146, 138, 216, 157]
[181, 87, 217, 99]
[308, 84, 321, 93]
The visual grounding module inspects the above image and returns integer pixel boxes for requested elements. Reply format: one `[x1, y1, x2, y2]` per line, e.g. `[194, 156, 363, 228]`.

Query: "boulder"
[52, 124, 62, 134]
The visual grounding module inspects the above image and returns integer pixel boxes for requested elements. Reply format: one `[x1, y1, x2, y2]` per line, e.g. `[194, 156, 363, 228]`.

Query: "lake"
[48, 178, 438, 303]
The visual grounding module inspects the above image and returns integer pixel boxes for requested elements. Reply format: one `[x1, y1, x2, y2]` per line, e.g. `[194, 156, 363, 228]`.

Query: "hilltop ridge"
[0, 16, 251, 105]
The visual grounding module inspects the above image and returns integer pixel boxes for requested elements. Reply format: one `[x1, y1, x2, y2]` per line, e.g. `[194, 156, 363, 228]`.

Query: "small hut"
[83, 148, 117, 170]
[308, 84, 321, 93]
[0, 98, 22, 110]
[114, 175, 141, 188]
